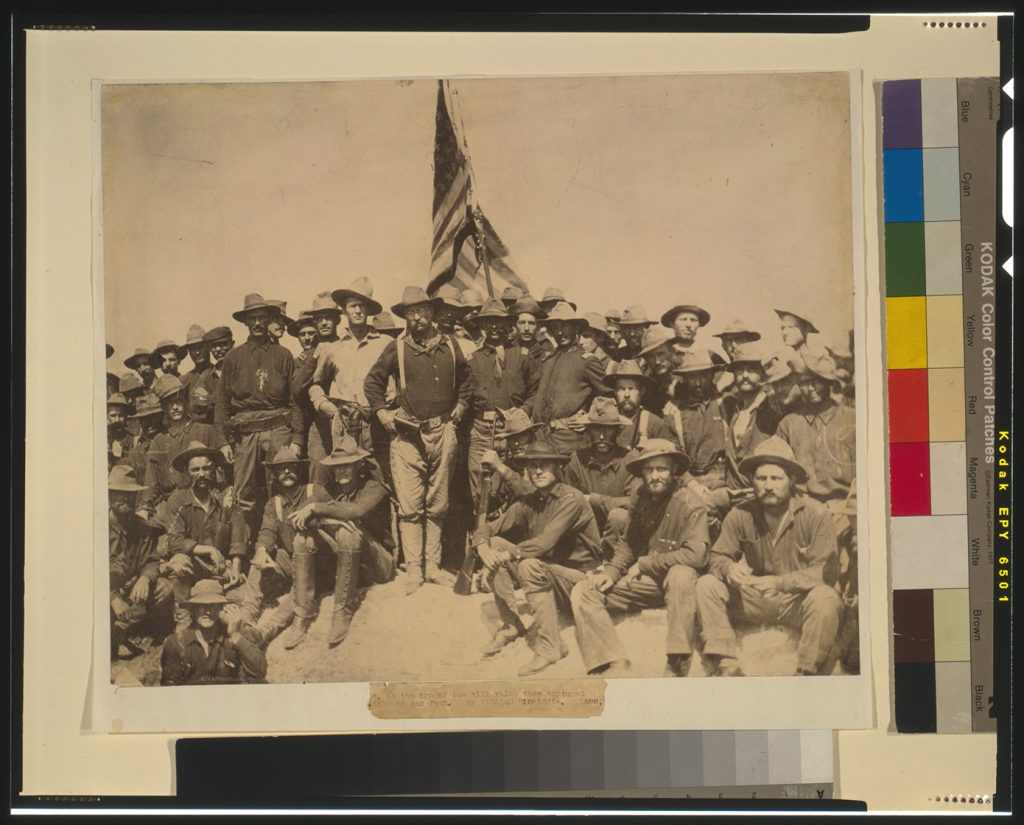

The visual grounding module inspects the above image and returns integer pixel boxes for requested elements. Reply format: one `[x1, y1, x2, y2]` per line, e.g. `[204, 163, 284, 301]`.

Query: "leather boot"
[399, 520, 425, 594]
[281, 615, 313, 650]
[480, 624, 523, 657]
[423, 518, 452, 585]
[327, 549, 360, 647]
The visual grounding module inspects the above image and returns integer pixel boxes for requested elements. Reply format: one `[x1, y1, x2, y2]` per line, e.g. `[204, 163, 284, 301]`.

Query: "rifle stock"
[454, 412, 498, 595]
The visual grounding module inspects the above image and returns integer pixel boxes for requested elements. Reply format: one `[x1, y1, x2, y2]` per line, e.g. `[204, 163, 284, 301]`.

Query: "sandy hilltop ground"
[112, 568, 814, 687]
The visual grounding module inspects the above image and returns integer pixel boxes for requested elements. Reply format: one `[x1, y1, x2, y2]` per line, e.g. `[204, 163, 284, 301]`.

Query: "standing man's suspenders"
[395, 331, 458, 420]
[634, 409, 650, 448]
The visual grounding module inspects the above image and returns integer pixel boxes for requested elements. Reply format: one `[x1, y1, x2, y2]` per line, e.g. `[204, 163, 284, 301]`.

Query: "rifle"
[454, 412, 499, 595]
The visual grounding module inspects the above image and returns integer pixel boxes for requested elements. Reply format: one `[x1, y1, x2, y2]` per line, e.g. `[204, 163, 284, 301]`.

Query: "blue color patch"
[883, 148, 924, 223]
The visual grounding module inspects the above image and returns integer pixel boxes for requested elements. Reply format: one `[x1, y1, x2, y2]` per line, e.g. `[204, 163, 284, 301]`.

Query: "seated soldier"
[159, 579, 267, 685]
[695, 437, 843, 677]
[140, 375, 227, 526]
[471, 438, 603, 677]
[285, 436, 397, 647]
[478, 407, 541, 510]
[563, 397, 640, 532]
[108, 465, 173, 659]
[234, 445, 330, 650]
[163, 441, 245, 630]
[603, 360, 678, 451]
[570, 439, 709, 677]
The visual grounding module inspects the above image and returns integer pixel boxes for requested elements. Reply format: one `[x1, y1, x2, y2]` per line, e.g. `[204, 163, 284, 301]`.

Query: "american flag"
[427, 80, 528, 298]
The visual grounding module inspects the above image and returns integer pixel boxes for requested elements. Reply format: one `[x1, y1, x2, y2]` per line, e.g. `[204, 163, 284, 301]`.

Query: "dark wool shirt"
[313, 476, 396, 552]
[364, 332, 471, 421]
[473, 482, 602, 570]
[776, 403, 856, 501]
[255, 483, 332, 554]
[160, 627, 267, 685]
[605, 482, 709, 580]
[165, 487, 245, 559]
[109, 511, 160, 593]
[140, 421, 226, 509]
[214, 337, 300, 440]
[527, 344, 608, 423]
[466, 344, 539, 413]
[708, 495, 838, 593]
[617, 408, 679, 451]
[564, 445, 641, 517]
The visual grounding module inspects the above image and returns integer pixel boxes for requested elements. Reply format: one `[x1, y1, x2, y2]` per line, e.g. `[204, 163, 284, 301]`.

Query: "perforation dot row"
[930, 794, 991, 804]
[923, 21, 986, 28]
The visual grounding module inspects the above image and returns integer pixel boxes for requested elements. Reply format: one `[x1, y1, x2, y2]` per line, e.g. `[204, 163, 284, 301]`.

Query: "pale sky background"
[101, 71, 854, 364]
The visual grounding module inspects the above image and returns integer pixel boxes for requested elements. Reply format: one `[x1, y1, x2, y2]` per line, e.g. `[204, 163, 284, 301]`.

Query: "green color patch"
[884, 221, 926, 296]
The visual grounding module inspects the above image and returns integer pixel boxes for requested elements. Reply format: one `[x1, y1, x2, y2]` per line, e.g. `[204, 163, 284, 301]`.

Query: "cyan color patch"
[883, 148, 925, 222]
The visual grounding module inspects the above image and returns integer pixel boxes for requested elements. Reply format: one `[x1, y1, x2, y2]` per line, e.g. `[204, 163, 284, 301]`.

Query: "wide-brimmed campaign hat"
[107, 393, 129, 409]
[517, 438, 571, 464]
[581, 313, 614, 345]
[331, 278, 383, 316]
[108, 464, 148, 492]
[106, 343, 114, 359]
[661, 303, 711, 328]
[392, 286, 444, 320]
[435, 283, 468, 312]
[713, 319, 761, 342]
[232, 293, 287, 323]
[266, 299, 294, 325]
[202, 325, 233, 344]
[171, 439, 224, 472]
[130, 394, 163, 419]
[466, 299, 512, 331]
[672, 349, 721, 375]
[500, 286, 524, 307]
[763, 352, 795, 384]
[185, 324, 206, 346]
[773, 308, 819, 335]
[625, 438, 691, 476]
[501, 407, 542, 438]
[460, 288, 485, 310]
[123, 347, 153, 370]
[152, 374, 186, 400]
[604, 308, 622, 323]
[149, 339, 188, 367]
[537, 301, 588, 328]
[538, 287, 576, 311]
[602, 359, 654, 391]
[264, 445, 308, 468]
[583, 396, 631, 428]
[638, 325, 676, 356]
[728, 342, 769, 370]
[801, 350, 842, 384]
[119, 372, 144, 395]
[371, 311, 403, 334]
[306, 291, 345, 317]
[185, 579, 229, 606]
[617, 305, 656, 327]
[508, 296, 547, 319]
[288, 311, 317, 337]
[320, 435, 372, 466]
[738, 435, 808, 484]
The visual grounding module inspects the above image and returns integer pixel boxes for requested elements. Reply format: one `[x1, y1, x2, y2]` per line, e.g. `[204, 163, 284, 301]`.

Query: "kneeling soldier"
[570, 439, 709, 677]
[108, 465, 173, 658]
[696, 436, 843, 677]
[471, 439, 602, 677]
[285, 436, 397, 647]
[160, 579, 267, 685]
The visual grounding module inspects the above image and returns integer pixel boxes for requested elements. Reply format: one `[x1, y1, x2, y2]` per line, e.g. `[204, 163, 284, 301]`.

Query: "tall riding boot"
[399, 519, 425, 594]
[423, 518, 454, 586]
[327, 548, 361, 647]
[282, 539, 317, 650]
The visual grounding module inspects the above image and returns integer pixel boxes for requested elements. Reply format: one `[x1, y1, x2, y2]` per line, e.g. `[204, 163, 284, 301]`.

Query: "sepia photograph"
[96, 69, 865, 722]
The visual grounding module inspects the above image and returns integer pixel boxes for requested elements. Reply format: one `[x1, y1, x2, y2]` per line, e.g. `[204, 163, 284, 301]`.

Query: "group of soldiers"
[106, 277, 858, 684]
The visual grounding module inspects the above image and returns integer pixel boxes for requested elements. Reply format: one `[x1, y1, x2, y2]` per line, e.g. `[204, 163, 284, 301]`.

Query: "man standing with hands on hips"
[364, 286, 471, 594]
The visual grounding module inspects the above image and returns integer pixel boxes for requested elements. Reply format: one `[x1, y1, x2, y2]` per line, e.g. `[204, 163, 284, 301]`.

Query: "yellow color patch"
[886, 296, 928, 369]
